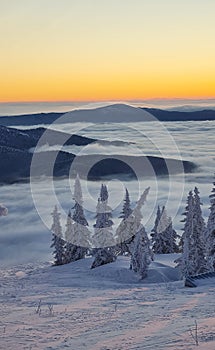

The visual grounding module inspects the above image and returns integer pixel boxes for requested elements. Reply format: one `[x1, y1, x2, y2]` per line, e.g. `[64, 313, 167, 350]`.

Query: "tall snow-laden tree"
[151, 205, 162, 252]
[116, 188, 133, 255]
[100, 184, 114, 229]
[92, 184, 115, 249]
[119, 188, 132, 220]
[50, 205, 65, 266]
[177, 189, 208, 277]
[115, 187, 150, 256]
[206, 177, 215, 271]
[100, 183, 108, 202]
[176, 191, 195, 277]
[130, 225, 152, 279]
[151, 206, 179, 254]
[192, 187, 208, 274]
[92, 199, 115, 248]
[167, 217, 180, 254]
[71, 174, 91, 259]
[91, 184, 116, 269]
[72, 174, 88, 227]
[64, 210, 81, 264]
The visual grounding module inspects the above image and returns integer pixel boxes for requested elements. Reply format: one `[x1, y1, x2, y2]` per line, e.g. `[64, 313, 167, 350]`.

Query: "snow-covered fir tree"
[115, 187, 150, 256]
[64, 210, 81, 264]
[100, 183, 108, 202]
[91, 184, 116, 269]
[130, 225, 152, 279]
[119, 188, 132, 220]
[116, 188, 133, 255]
[165, 215, 179, 254]
[177, 188, 208, 277]
[206, 177, 215, 271]
[64, 210, 74, 262]
[176, 191, 195, 277]
[50, 205, 65, 266]
[92, 199, 115, 248]
[92, 184, 115, 249]
[151, 206, 162, 253]
[192, 187, 208, 274]
[72, 174, 91, 256]
[151, 206, 179, 254]
[99, 184, 114, 228]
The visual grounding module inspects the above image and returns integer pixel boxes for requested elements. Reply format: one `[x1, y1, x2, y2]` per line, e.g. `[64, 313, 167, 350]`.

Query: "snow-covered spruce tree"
[191, 187, 208, 274]
[151, 206, 162, 253]
[177, 189, 208, 277]
[100, 184, 114, 229]
[116, 188, 133, 255]
[64, 210, 81, 264]
[151, 206, 179, 254]
[206, 177, 215, 271]
[50, 205, 65, 266]
[92, 184, 115, 247]
[130, 225, 152, 279]
[71, 174, 91, 259]
[92, 199, 115, 248]
[64, 175, 91, 264]
[115, 187, 151, 256]
[91, 184, 116, 269]
[166, 216, 180, 254]
[100, 183, 108, 202]
[176, 191, 195, 277]
[119, 188, 132, 220]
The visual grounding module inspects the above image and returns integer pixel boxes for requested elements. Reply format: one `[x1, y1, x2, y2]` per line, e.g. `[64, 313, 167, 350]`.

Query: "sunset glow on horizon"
[0, 0, 215, 103]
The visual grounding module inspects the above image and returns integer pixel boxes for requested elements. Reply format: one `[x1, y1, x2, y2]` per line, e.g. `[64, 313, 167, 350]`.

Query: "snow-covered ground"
[0, 254, 214, 350]
[0, 107, 215, 349]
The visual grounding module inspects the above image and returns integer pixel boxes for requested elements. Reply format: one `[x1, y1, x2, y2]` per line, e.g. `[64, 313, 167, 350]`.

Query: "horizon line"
[1, 97, 215, 105]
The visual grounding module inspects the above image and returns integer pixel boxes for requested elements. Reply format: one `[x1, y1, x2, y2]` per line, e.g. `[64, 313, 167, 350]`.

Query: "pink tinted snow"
[0, 258, 214, 350]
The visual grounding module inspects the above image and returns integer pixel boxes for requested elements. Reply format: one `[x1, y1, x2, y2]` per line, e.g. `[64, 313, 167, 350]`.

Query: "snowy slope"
[0, 125, 35, 149]
[0, 255, 214, 350]
[0, 125, 96, 150]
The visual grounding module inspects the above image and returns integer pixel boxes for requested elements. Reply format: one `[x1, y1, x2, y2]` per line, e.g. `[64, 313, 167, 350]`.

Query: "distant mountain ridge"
[141, 107, 215, 121]
[0, 103, 215, 125]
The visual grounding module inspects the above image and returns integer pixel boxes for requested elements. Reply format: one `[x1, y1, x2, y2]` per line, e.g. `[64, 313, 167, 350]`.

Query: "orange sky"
[0, 0, 215, 102]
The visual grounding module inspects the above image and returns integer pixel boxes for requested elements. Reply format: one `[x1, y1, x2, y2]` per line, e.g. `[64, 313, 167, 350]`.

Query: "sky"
[0, 0, 215, 102]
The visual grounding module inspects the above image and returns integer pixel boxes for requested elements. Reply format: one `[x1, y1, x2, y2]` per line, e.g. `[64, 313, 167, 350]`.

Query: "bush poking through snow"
[0, 203, 8, 216]
[50, 206, 65, 266]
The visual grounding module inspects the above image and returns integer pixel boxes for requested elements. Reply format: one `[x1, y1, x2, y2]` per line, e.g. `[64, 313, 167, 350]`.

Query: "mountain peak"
[63, 103, 151, 123]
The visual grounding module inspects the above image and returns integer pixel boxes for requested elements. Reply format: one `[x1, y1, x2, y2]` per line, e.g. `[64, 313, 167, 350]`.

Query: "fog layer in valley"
[0, 117, 214, 266]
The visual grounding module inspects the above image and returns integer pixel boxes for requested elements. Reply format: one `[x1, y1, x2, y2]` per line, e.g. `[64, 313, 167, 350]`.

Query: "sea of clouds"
[0, 119, 214, 266]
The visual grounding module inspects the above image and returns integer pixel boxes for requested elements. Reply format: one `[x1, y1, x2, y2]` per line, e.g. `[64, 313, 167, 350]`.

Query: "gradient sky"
[0, 0, 215, 102]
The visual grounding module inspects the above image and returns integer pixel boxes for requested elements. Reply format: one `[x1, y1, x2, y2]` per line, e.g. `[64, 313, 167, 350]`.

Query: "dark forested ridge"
[0, 106, 215, 126]
[0, 125, 95, 149]
[0, 112, 63, 126]
[0, 125, 197, 184]
[141, 108, 215, 121]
